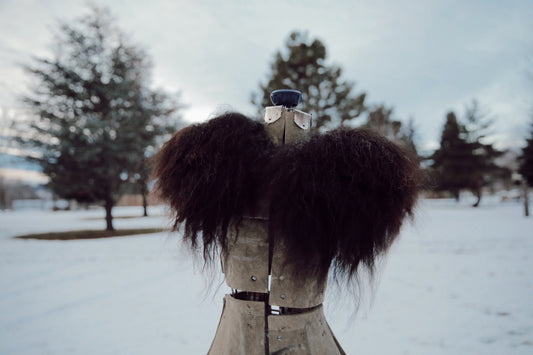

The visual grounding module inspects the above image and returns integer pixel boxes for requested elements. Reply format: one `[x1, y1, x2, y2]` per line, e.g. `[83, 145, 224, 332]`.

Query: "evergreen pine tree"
[462, 100, 507, 206]
[20, 6, 182, 229]
[430, 112, 474, 200]
[252, 31, 366, 130]
[431, 101, 507, 206]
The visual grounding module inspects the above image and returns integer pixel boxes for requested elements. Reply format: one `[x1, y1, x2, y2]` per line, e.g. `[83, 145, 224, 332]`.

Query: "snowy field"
[0, 198, 532, 355]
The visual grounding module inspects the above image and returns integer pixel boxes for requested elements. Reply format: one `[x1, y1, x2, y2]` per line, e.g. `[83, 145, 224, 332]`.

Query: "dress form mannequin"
[154, 90, 421, 354]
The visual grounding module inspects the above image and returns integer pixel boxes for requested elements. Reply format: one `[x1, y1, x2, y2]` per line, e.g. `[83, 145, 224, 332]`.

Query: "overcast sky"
[1, 0, 532, 151]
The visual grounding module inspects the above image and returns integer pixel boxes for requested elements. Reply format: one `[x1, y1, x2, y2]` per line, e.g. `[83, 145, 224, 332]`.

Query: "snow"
[0, 200, 532, 354]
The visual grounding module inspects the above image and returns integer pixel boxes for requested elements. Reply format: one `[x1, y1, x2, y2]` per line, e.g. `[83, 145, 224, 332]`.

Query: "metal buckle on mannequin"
[268, 304, 320, 315]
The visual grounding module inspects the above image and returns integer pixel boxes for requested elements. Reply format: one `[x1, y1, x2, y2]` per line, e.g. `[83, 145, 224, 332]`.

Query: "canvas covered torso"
[154, 97, 421, 354]
[208, 106, 345, 354]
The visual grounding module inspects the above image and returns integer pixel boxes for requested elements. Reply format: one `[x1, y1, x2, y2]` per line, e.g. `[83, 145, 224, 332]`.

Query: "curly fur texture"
[153, 112, 275, 260]
[154, 113, 422, 281]
[268, 128, 422, 280]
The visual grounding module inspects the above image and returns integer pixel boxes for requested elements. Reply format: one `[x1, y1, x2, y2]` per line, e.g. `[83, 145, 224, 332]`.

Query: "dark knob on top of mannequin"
[270, 89, 302, 108]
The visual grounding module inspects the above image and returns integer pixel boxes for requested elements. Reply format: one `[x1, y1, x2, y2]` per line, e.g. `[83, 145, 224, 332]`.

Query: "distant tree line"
[427, 101, 509, 207]
[253, 30, 531, 210]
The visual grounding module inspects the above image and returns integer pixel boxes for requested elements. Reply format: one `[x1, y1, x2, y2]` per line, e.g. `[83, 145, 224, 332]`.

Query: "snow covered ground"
[0, 199, 531, 354]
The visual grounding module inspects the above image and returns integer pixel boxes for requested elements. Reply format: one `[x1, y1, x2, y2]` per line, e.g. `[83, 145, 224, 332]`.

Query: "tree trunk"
[142, 190, 148, 217]
[472, 188, 482, 208]
[524, 184, 530, 217]
[105, 198, 114, 231]
[140, 181, 148, 217]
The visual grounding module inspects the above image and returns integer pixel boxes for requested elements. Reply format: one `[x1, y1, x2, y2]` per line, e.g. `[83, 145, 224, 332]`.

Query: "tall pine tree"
[252, 31, 366, 130]
[430, 112, 474, 201]
[20, 6, 182, 229]
[431, 102, 507, 206]
[462, 100, 507, 206]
